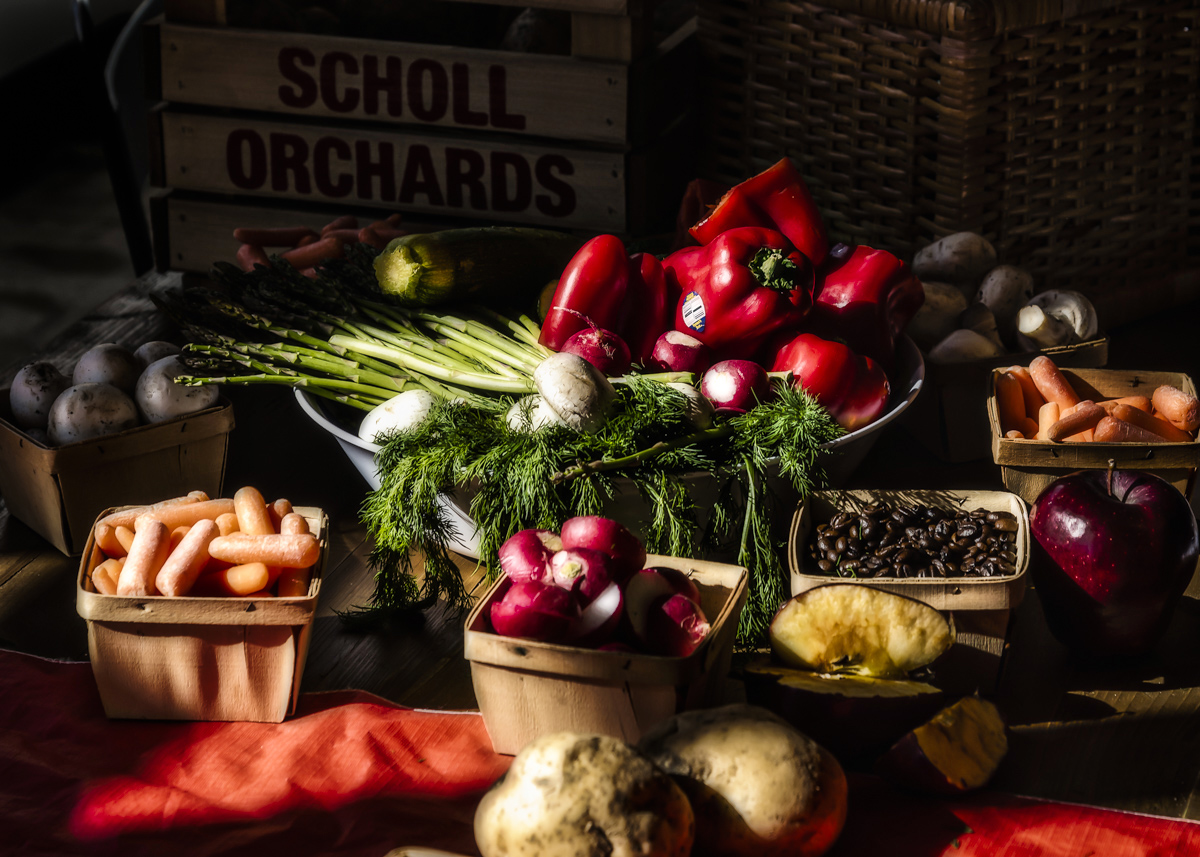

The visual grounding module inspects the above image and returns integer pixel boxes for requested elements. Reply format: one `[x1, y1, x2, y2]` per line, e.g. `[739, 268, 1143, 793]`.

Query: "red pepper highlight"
[806, 244, 924, 371]
[689, 158, 830, 267]
[664, 226, 813, 361]
[769, 332, 891, 431]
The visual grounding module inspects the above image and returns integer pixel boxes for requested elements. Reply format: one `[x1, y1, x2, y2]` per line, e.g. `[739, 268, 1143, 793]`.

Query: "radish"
[700, 359, 771, 414]
[559, 516, 646, 583]
[567, 582, 625, 647]
[489, 580, 580, 642]
[648, 331, 713, 375]
[641, 593, 711, 657]
[624, 566, 703, 644]
[561, 326, 632, 377]
[498, 528, 562, 583]
[550, 547, 620, 602]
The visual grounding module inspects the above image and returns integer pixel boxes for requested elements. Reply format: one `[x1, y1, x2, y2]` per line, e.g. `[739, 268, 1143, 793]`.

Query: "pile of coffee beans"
[807, 502, 1019, 579]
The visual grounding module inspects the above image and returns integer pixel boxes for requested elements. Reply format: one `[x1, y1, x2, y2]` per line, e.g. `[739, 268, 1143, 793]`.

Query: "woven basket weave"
[696, 0, 1200, 308]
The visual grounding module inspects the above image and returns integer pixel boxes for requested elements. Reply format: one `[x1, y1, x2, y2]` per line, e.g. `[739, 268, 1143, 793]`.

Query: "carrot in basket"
[1100, 395, 1152, 415]
[208, 533, 320, 568]
[215, 512, 240, 536]
[232, 226, 318, 246]
[321, 215, 358, 235]
[155, 518, 221, 597]
[91, 557, 123, 595]
[1006, 365, 1047, 416]
[268, 499, 294, 531]
[1094, 415, 1166, 444]
[276, 512, 314, 597]
[234, 486, 275, 536]
[1047, 401, 1106, 443]
[96, 491, 208, 531]
[193, 562, 272, 597]
[994, 372, 1027, 435]
[236, 242, 270, 272]
[1110, 403, 1193, 443]
[1028, 356, 1080, 411]
[168, 525, 192, 553]
[1152, 385, 1200, 433]
[114, 525, 136, 554]
[136, 498, 236, 531]
[94, 523, 127, 558]
[1036, 401, 1060, 441]
[281, 235, 344, 269]
[116, 519, 171, 597]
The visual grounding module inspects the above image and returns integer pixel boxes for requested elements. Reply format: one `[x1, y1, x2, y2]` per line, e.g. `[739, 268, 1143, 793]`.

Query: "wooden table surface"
[4, 274, 1200, 820]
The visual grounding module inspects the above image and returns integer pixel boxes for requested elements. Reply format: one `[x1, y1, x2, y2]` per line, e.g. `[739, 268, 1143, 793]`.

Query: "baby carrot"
[116, 519, 171, 597]
[1111, 403, 1193, 443]
[207, 533, 320, 568]
[215, 512, 240, 536]
[282, 235, 344, 268]
[1028, 356, 1080, 411]
[276, 513, 314, 597]
[236, 243, 269, 272]
[268, 499, 294, 531]
[1005, 430, 1025, 439]
[94, 523, 127, 558]
[279, 512, 310, 536]
[155, 518, 221, 597]
[321, 214, 358, 234]
[1094, 415, 1165, 444]
[193, 562, 271, 597]
[169, 525, 191, 553]
[1152, 385, 1200, 433]
[1047, 401, 1106, 442]
[1036, 401, 1060, 441]
[97, 492, 207, 531]
[994, 372, 1027, 436]
[1099, 395, 1152, 415]
[91, 557, 123, 595]
[135, 498, 236, 531]
[114, 525, 136, 554]
[1006, 365, 1047, 417]
[234, 486, 275, 536]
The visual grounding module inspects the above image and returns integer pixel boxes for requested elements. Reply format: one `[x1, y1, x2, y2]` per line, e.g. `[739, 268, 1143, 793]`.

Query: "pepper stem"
[749, 248, 802, 293]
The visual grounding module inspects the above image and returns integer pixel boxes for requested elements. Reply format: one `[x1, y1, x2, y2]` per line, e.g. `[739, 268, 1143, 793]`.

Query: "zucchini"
[374, 226, 585, 307]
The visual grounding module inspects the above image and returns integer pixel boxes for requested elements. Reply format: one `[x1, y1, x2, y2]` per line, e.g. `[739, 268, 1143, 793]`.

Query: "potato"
[474, 732, 694, 857]
[912, 232, 997, 296]
[134, 355, 219, 424]
[47, 382, 139, 446]
[639, 704, 847, 857]
[906, 281, 969, 351]
[975, 265, 1034, 346]
[9, 361, 70, 429]
[927, 328, 1006, 365]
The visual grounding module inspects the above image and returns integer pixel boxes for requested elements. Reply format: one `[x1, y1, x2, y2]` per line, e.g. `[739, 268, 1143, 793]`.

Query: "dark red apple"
[1029, 466, 1200, 658]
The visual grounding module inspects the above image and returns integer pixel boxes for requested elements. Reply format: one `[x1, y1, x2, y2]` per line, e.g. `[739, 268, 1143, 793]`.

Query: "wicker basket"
[696, 0, 1200, 314]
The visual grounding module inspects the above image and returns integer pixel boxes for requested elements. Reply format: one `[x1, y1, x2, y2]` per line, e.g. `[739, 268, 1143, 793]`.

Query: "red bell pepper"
[539, 235, 675, 364]
[690, 158, 830, 267]
[769, 331, 891, 431]
[806, 244, 924, 371]
[663, 226, 813, 360]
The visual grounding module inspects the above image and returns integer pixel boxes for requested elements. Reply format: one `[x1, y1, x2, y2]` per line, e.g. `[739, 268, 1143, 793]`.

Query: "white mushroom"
[665, 381, 715, 429]
[533, 352, 616, 433]
[927, 329, 1007, 365]
[975, 266, 1034, 346]
[505, 394, 568, 432]
[1015, 290, 1099, 351]
[358, 389, 437, 442]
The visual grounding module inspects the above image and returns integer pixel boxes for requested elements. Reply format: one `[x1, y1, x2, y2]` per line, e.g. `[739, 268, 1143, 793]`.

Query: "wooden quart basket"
[0, 395, 234, 555]
[76, 505, 327, 723]
[987, 367, 1200, 507]
[463, 554, 748, 755]
[789, 489, 1030, 693]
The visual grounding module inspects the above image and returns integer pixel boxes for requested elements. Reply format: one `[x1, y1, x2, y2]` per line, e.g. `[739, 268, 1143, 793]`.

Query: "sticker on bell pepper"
[681, 290, 706, 333]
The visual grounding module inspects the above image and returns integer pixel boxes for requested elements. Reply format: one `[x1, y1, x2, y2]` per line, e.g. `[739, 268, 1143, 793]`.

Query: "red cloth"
[2, 648, 1199, 857]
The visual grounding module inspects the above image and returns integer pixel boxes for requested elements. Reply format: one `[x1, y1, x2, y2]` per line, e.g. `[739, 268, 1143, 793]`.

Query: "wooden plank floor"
[4, 276, 1200, 818]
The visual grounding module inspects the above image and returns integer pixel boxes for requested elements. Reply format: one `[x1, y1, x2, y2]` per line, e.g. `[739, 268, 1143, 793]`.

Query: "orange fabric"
[2, 649, 1199, 856]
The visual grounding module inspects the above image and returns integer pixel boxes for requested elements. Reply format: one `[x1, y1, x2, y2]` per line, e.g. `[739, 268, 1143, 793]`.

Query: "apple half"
[875, 695, 1008, 794]
[769, 584, 955, 678]
[742, 659, 946, 765]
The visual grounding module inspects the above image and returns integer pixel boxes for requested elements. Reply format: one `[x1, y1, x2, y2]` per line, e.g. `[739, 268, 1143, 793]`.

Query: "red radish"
[489, 580, 580, 642]
[498, 528, 563, 583]
[641, 593, 710, 657]
[550, 547, 618, 601]
[567, 582, 625, 647]
[648, 330, 714, 375]
[624, 566, 703, 642]
[561, 326, 632, 377]
[559, 516, 647, 583]
[700, 359, 771, 414]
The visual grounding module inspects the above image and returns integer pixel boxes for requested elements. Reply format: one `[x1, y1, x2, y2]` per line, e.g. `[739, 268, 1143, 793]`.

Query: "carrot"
[193, 562, 271, 597]
[169, 525, 192, 553]
[1099, 395, 1153, 415]
[357, 225, 387, 250]
[1036, 401, 1060, 441]
[268, 499, 294, 531]
[1006, 366, 1047, 417]
[1110, 403, 1193, 443]
[994, 372, 1026, 435]
[321, 215, 358, 235]
[208, 532, 320, 568]
[116, 519, 171, 596]
[1047, 401, 1105, 442]
[97, 492, 207, 531]
[234, 486, 275, 536]
[1005, 430, 1025, 439]
[321, 228, 363, 244]
[236, 243, 269, 272]
[232, 226, 319, 246]
[300, 267, 319, 279]
[135, 498, 236, 531]
[91, 557, 123, 595]
[155, 518, 221, 597]
[94, 523, 127, 558]
[279, 512, 310, 536]
[1018, 417, 1040, 439]
[215, 512, 240, 536]
[1028, 356, 1080, 411]
[276, 512, 314, 597]
[1152, 385, 1200, 433]
[296, 233, 318, 247]
[114, 525, 136, 554]
[281, 235, 344, 268]
[1094, 415, 1166, 444]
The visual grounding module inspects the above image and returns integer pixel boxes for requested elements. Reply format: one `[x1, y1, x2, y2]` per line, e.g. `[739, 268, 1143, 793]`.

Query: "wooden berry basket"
[463, 554, 748, 755]
[76, 505, 327, 723]
[987, 367, 1200, 508]
[788, 489, 1030, 693]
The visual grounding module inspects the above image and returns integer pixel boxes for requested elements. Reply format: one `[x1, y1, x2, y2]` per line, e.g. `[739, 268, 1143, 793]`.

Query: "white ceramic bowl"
[296, 336, 925, 558]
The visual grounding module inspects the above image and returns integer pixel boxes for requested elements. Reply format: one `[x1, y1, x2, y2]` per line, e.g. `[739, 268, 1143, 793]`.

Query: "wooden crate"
[463, 554, 748, 755]
[0, 396, 234, 555]
[76, 505, 327, 722]
[788, 489, 1030, 693]
[987, 367, 1200, 507]
[901, 337, 1109, 463]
